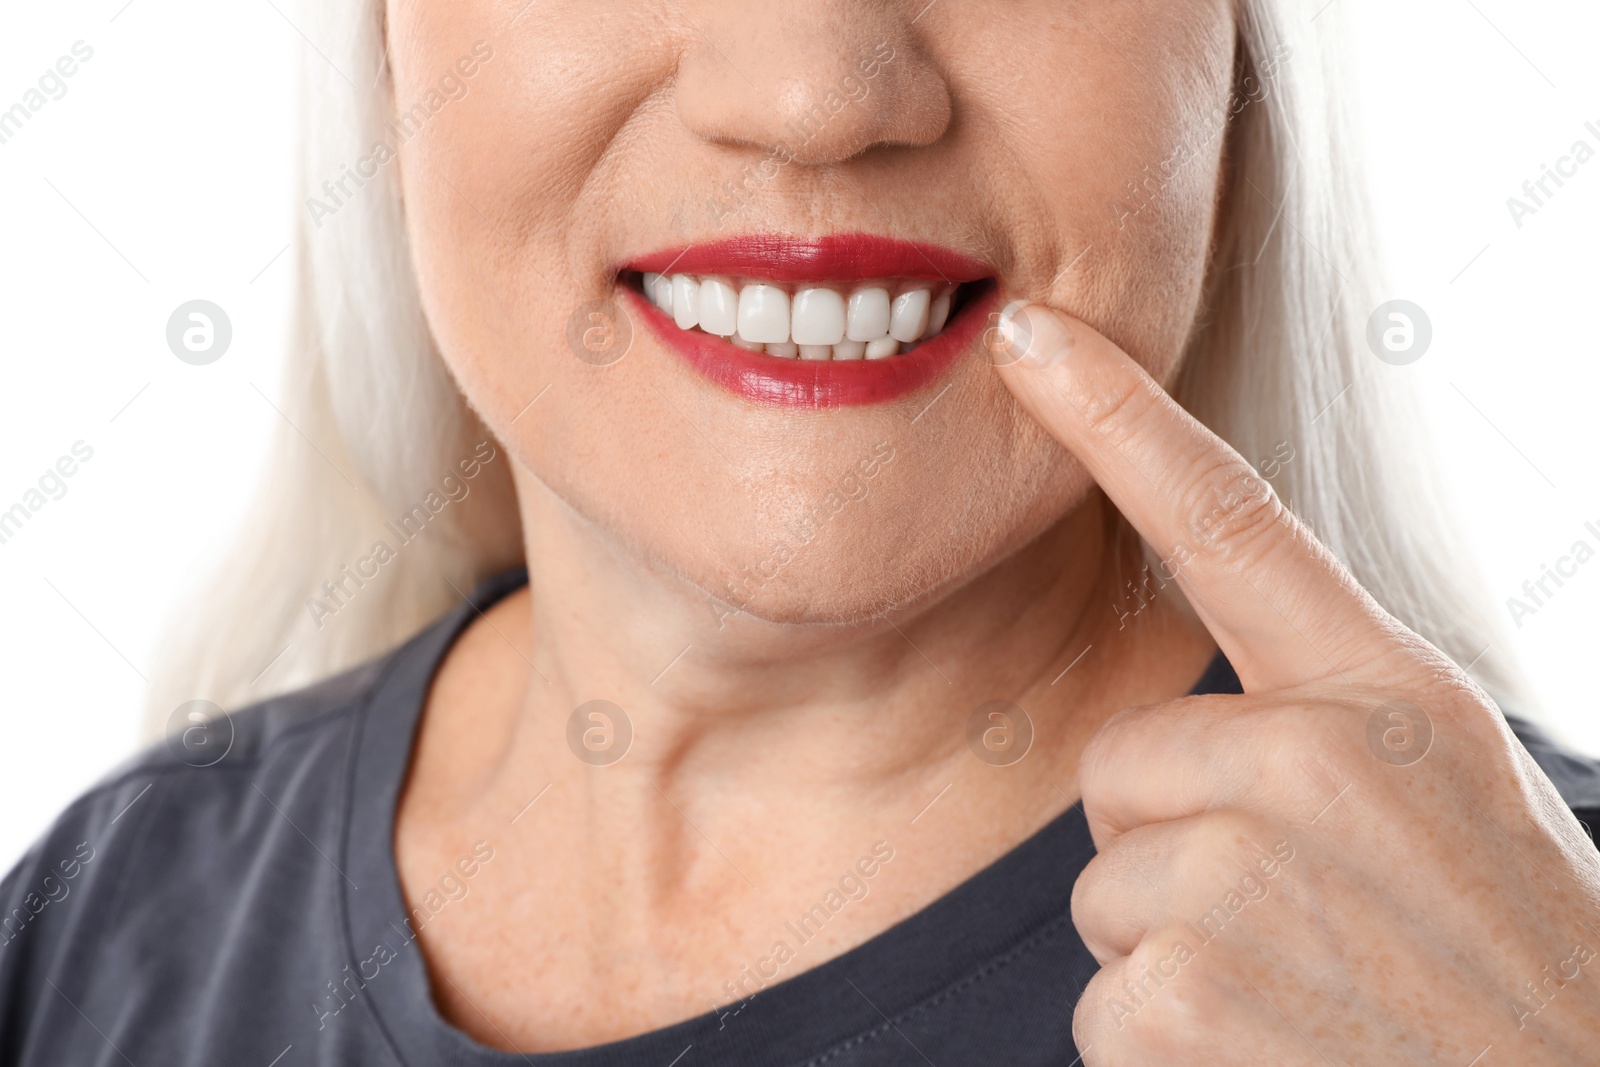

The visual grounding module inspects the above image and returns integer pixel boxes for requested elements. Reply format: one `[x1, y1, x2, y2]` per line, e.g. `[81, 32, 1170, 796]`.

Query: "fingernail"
[997, 301, 1070, 369]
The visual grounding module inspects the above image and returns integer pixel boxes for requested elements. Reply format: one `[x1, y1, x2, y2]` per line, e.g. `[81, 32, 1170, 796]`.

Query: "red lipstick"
[619, 233, 997, 408]
[628, 233, 993, 285]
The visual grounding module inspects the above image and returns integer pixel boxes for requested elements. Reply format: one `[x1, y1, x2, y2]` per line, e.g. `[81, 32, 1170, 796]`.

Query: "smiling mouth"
[620, 233, 999, 407]
[630, 272, 972, 361]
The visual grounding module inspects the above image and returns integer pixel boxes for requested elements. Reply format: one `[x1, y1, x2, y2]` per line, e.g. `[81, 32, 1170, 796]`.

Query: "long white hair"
[147, 0, 1534, 730]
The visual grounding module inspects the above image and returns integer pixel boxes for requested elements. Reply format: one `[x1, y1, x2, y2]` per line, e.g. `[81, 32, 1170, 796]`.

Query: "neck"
[409, 462, 1215, 826]
[395, 461, 1217, 1042]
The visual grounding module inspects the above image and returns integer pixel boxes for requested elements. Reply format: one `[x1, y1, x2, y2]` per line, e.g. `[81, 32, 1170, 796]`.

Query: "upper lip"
[619, 232, 994, 286]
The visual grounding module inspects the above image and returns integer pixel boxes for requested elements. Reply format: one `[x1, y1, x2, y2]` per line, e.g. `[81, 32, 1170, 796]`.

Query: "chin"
[675, 467, 1095, 633]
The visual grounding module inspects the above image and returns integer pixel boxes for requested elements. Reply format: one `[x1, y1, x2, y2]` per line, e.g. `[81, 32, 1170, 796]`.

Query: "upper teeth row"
[641, 273, 955, 360]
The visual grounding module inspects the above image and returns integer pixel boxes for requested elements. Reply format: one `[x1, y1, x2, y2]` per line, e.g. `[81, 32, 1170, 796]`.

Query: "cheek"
[988, 2, 1235, 385]
[388, 3, 670, 427]
[381, 0, 1233, 623]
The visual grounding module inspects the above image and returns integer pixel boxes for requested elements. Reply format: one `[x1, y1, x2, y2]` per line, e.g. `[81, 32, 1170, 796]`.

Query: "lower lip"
[627, 282, 998, 407]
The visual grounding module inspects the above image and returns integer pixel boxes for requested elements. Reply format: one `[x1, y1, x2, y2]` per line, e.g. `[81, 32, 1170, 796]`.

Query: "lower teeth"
[685, 322, 924, 361]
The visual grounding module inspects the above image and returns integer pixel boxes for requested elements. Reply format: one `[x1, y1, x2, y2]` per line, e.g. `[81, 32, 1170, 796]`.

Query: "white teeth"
[645, 272, 958, 360]
[791, 288, 847, 346]
[846, 288, 891, 342]
[889, 289, 930, 343]
[649, 273, 674, 315]
[922, 288, 951, 339]
[737, 284, 790, 344]
[698, 277, 738, 337]
[672, 275, 700, 330]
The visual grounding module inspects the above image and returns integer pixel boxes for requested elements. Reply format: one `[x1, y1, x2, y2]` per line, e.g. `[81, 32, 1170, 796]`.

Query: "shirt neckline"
[341, 567, 1241, 1066]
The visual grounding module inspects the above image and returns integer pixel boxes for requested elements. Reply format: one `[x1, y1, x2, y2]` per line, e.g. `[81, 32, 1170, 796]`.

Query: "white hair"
[147, 0, 1533, 731]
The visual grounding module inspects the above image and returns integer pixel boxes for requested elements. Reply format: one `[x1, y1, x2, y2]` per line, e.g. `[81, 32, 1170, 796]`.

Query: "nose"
[673, 2, 953, 166]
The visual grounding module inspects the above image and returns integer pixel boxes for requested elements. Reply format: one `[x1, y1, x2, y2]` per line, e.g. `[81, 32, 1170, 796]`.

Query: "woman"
[4, 0, 1598, 1063]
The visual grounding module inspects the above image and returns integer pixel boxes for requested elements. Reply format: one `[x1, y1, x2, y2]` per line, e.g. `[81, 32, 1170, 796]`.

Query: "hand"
[994, 302, 1600, 1065]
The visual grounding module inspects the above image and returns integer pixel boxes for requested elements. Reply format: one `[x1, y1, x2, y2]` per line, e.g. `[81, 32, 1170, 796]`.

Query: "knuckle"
[1071, 835, 1157, 959]
[1178, 459, 1288, 570]
[1259, 695, 1336, 748]
[1135, 954, 1229, 1038]
[1176, 809, 1283, 878]
[1077, 964, 1142, 1056]
[1077, 706, 1143, 796]
[1083, 934, 1216, 1053]
[1078, 694, 1225, 805]
[1313, 701, 1375, 768]
[1069, 851, 1107, 926]
[1250, 701, 1359, 801]
[1074, 370, 1164, 447]
[1074, 965, 1116, 1046]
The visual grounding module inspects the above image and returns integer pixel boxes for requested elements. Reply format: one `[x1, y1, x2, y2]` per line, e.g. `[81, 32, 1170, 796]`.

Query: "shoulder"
[13, 645, 389, 863]
[1504, 712, 1600, 835]
[0, 649, 399, 1052]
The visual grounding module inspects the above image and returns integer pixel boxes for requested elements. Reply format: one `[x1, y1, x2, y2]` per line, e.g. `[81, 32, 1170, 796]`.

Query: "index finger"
[994, 301, 1404, 692]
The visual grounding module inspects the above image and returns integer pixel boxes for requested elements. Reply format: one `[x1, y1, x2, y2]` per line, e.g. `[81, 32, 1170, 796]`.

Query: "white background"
[0, 0, 1596, 872]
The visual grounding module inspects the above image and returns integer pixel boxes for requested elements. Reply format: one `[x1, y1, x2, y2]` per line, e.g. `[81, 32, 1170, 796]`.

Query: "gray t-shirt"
[3, 568, 1597, 1065]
